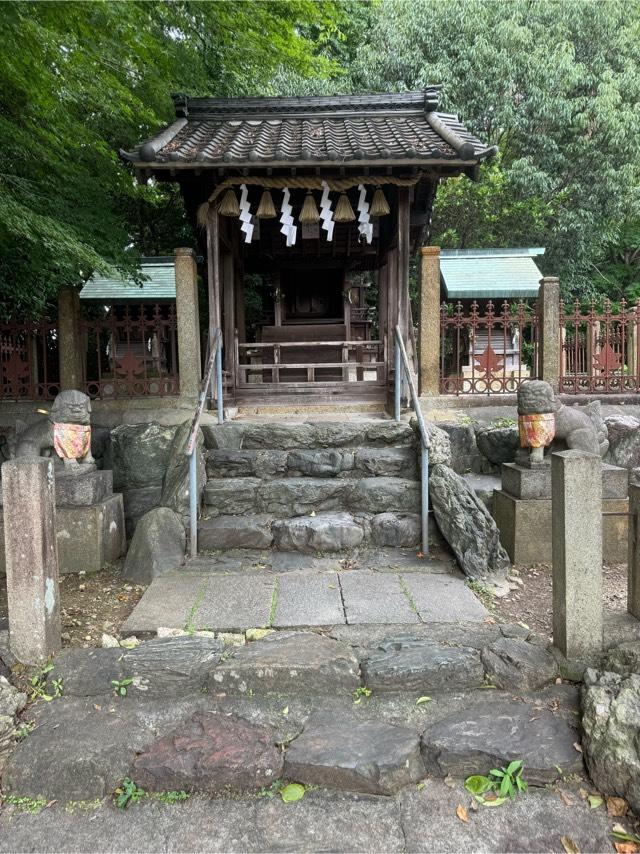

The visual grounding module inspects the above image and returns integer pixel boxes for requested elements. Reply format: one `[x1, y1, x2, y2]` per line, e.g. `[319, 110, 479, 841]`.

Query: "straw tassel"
[218, 189, 240, 217]
[196, 202, 210, 228]
[256, 189, 277, 219]
[333, 192, 356, 223]
[369, 188, 390, 217]
[299, 191, 320, 224]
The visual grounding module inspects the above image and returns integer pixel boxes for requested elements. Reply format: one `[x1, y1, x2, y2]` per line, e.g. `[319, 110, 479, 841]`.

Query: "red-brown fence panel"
[440, 300, 539, 395]
[0, 318, 60, 401]
[80, 304, 179, 398]
[560, 299, 640, 394]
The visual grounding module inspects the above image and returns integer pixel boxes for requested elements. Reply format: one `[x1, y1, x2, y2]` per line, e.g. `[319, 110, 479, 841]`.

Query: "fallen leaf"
[588, 795, 603, 809]
[579, 788, 589, 799]
[573, 742, 583, 753]
[456, 804, 469, 823]
[444, 775, 456, 788]
[281, 706, 289, 716]
[559, 791, 574, 806]
[470, 799, 479, 811]
[280, 783, 305, 803]
[608, 797, 628, 817]
[555, 677, 563, 684]
[560, 835, 580, 854]
[614, 843, 639, 854]
[484, 617, 496, 625]
[416, 696, 432, 705]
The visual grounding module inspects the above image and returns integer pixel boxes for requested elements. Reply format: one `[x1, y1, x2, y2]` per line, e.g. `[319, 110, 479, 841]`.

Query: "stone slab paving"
[338, 571, 420, 625]
[0, 782, 618, 853]
[123, 562, 487, 635]
[273, 572, 344, 627]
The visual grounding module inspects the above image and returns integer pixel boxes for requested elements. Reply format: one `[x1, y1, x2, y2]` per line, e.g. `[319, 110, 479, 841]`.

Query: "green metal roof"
[440, 247, 545, 299]
[80, 258, 176, 301]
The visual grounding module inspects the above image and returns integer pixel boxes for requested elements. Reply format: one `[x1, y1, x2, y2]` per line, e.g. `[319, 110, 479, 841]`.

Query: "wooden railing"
[235, 339, 386, 386]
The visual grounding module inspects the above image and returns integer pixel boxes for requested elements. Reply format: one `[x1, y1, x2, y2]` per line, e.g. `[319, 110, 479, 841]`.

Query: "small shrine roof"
[120, 90, 495, 169]
[440, 248, 545, 299]
[80, 258, 176, 302]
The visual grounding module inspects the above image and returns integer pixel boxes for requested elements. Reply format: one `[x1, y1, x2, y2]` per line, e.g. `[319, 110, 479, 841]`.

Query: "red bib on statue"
[518, 413, 555, 449]
[53, 423, 91, 460]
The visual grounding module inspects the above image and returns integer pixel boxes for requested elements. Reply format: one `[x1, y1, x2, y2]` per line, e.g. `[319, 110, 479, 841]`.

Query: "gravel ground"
[0, 562, 145, 647]
[494, 562, 628, 641]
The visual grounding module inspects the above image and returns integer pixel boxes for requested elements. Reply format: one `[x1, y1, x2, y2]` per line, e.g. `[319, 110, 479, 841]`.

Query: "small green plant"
[28, 662, 56, 702]
[466, 579, 495, 611]
[267, 577, 280, 628]
[3, 795, 48, 814]
[111, 677, 134, 697]
[259, 779, 284, 799]
[491, 417, 516, 429]
[51, 678, 63, 698]
[465, 760, 528, 806]
[353, 686, 372, 704]
[114, 778, 145, 810]
[153, 790, 190, 804]
[14, 721, 35, 740]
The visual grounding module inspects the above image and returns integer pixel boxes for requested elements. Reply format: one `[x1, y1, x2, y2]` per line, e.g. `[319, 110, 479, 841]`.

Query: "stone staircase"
[198, 420, 422, 553]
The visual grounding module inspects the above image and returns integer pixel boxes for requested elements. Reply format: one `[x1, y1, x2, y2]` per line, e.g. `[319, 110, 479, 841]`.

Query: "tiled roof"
[80, 258, 176, 301]
[120, 90, 495, 168]
[440, 248, 545, 299]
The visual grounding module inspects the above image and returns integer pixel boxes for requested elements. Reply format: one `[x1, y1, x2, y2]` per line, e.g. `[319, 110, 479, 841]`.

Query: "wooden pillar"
[396, 187, 411, 346]
[418, 246, 441, 396]
[222, 252, 236, 390]
[206, 208, 221, 344]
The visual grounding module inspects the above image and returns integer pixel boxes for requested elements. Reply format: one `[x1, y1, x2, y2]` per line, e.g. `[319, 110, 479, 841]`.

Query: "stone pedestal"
[493, 460, 628, 565]
[0, 468, 125, 575]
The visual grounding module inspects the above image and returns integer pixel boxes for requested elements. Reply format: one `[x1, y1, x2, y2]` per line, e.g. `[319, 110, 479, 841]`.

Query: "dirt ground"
[0, 562, 145, 648]
[494, 561, 628, 642]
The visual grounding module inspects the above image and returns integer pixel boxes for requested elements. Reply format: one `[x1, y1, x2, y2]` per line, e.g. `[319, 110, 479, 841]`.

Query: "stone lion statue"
[12, 389, 96, 472]
[517, 380, 608, 463]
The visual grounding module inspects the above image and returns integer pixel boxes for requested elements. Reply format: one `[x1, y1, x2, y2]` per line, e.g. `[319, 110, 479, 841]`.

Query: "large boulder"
[160, 421, 206, 518]
[429, 463, 510, 580]
[606, 414, 640, 470]
[436, 423, 476, 474]
[122, 507, 185, 585]
[476, 425, 520, 466]
[110, 422, 177, 491]
[0, 675, 27, 772]
[272, 512, 364, 553]
[412, 420, 451, 467]
[582, 669, 640, 813]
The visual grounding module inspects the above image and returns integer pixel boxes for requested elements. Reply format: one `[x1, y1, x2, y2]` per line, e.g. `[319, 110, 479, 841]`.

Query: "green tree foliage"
[0, 1, 342, 318]
[351, 0, 640, 295]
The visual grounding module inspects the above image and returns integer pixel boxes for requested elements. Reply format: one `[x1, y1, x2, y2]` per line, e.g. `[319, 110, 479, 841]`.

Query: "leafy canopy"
[350, 0, 640, 295]
[0, 1, 343, 318]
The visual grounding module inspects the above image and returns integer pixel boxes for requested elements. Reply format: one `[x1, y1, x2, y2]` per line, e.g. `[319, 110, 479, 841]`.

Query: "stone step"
[203, 476, 421, 517]
[206, 446, 418, 480]
[3, 629, 581, 803]
[202, 420, 416, 452]
[198, 512, 422, 552]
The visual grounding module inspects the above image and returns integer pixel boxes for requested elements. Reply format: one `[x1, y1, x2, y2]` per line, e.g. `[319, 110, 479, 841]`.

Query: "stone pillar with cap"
[58, 287, 83, 390]
[2, 457, 61, 663]
[174, 247, 202, 400]
[418, 246, 441, 397]
[538, 276, 560, 392]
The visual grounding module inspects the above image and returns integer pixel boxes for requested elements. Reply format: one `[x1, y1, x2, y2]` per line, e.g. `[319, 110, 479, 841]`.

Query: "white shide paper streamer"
[319, 180, 335, 242]
[239, 184, 254, 243]
[357, 184, 373, 244]
[279, 188, 297, 247]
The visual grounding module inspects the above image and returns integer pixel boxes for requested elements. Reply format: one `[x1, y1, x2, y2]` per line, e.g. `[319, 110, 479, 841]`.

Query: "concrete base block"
[493, 490, 627, 565]
[55, 470, 113, 506]
[0, 494, 126, 576]
[501, 462, 628, 501]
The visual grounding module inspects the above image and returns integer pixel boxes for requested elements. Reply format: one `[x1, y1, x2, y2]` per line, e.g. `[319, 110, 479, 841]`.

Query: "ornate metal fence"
[0, 318, 60, 401]
[80, 304, 179, 398]
[440, 300, 539, 395]
[560, 299, 640, 394]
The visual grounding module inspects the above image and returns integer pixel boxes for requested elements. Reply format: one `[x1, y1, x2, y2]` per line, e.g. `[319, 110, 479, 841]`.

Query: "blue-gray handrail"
[394, 325, 430, 555]
[186, 328, 224, 558]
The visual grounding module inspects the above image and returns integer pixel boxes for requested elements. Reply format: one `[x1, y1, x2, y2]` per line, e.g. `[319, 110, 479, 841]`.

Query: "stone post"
[551, 450, 603, 659]
[418, 246, 441, 397]
[628, 483, 640, 619]
[538, 276, 560, 391]
[2, 457, 61, 663]
[58, 287, 83, 390]
[174, 247, 202, 401]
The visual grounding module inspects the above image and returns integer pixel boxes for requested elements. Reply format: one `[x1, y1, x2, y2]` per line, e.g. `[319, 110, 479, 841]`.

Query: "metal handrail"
[186, 328, 224, 558]
[394, 325, 430, 555]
